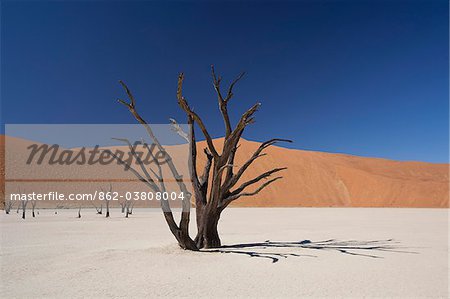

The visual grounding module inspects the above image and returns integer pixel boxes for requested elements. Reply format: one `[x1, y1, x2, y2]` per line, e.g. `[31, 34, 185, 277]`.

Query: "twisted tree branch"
[228, 167, 287, 198]
[220, 177, 283, 207]
[223, 138, 292, 192]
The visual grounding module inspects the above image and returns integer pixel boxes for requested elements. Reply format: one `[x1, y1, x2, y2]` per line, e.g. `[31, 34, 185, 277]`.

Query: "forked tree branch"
[118, 80, 192, 193]
[211, 65, 246, 138]
[223, 138, 292, 192]
[140, 138, 163, 181]
[221, 102, 260, 162]
[105, 149, 160, 193]
[228, 167, 287, 198]
[220, 177, 283, 207]
[117, 80, 198, 250]
[111, 137, 159, 187]
[177, 73, 219, 158]
[199, 148, 213, 186]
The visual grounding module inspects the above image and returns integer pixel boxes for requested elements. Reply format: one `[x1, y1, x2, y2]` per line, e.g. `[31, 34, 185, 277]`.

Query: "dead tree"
[93, 203, 103, 214]
[4, 199, 14, 214]
[128, 202, 134, 215]
[105, 200, 110, 218]
[21, 199, 28, 220]
[78, 205, 82, 218]
[177, 67, 291, 248]
[119, 200, 126, 213]
[31, 200, 37, 217]
[100, 185, 112, 218]
[115, 67, 290, 250]
[125, 201, 134, 218]
[125, 201, 130, 218]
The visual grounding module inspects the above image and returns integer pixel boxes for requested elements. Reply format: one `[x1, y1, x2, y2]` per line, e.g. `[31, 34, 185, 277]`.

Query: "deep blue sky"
[1, 0, 448, 162]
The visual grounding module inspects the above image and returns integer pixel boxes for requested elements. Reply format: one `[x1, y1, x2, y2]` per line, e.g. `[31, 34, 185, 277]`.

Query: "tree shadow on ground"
[204, 239, 417, 263]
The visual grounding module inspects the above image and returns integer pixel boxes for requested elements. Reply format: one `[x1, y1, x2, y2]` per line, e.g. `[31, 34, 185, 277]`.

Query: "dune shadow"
[204, 239, 417, 263]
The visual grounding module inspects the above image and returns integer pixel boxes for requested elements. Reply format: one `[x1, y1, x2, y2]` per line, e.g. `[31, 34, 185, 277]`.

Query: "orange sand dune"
[197, 138, 448, 208]
[1, 135, 448, 208]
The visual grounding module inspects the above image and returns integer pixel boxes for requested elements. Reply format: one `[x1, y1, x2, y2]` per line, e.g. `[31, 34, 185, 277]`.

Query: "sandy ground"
[1, 208, 448, 298]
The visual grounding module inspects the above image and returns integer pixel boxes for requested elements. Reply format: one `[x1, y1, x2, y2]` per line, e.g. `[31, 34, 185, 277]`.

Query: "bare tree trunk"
[21, 200, 28, 220]
[124, 201, 134, 217]
[78, 206, 81, 218]
[125, 201, 130, 218]
[195, 209, 222, 248]
[101, 185, 112, 218]
[128, 202, 134, 215]
[105, 201, 110, 218]
[31, 201, 37, 217]
[5, 200, 13, 214]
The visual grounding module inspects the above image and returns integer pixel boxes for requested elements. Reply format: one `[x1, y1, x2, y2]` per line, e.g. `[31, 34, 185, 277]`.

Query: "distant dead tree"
[125, 202, 130, 218]
[125, 201, 134, 218]
[100, 185, 113, 218]
[129, 201, 134, 215]
[78, 205, 82, 218]
[114, 67, 290, 250]
[119, 200, 127, 213]
[105, 199, 110, 218]
[93, 203, 103, 214]
[4, 199, 14, 214]
[31, 200, 37, 217]
[21, 199, 28, 220]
